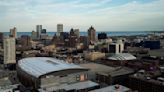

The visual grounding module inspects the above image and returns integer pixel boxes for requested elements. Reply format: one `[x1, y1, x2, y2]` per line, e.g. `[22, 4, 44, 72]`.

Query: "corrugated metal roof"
[108, 53, 136, 60]
[18, 57, 86, 78]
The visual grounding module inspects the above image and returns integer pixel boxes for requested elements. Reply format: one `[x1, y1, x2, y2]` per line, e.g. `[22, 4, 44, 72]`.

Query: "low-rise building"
[80, 63, 134, 86]
[129, 71, 164, 92]
[84, 52, 105, 61]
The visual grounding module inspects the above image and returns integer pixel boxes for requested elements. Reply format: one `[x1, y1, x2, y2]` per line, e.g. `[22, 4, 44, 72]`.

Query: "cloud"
[0, 0, 164, 32]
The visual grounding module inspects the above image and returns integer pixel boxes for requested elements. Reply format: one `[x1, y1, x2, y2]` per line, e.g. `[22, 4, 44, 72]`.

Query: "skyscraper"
[10, 27, 17, 38]
[74, 29, 80, 38]
[21, 35, 31, 50]
[57, 24, 63, 37]
[88, 26, 96, 43]
[31, 30, 37, 40]
[36, 25, 42, 39]
[3, 37, 16, 64]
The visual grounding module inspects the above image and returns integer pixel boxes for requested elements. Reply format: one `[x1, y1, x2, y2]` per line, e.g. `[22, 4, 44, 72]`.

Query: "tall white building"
[36, 25, 42, 39]
[57, 24, 63, 37]
[3, 37, 16, 64]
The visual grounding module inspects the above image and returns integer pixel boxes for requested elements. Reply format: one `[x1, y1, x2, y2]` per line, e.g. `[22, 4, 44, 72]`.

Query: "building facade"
[36, 25, 42, 39]
[88, 26, 96, 43]
[3, 37, 16, 64]
[10, 27, 17, 38]
[57, 24, 63, 37]
[21, 35, 31, 50]
[108, 40, 124, 53]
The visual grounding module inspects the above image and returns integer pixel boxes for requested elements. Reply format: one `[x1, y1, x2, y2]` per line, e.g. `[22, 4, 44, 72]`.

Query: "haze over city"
[0, 0, 164, 32]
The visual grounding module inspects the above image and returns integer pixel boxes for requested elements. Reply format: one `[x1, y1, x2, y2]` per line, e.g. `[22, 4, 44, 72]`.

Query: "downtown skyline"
[0, 0, 164, 32]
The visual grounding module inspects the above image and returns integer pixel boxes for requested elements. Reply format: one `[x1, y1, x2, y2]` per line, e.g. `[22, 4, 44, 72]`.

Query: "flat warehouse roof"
[18, 57, 87, 78]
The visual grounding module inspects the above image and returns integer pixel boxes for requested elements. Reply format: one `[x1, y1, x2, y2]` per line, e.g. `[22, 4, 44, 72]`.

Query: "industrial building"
[143, 40, 160, 49]
[17, 57, 99, 91]
[80, 63, 134, 86]
[129, 71, 164, 92]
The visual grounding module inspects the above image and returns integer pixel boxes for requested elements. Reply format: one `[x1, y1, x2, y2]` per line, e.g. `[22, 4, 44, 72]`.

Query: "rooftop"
[80, 63, 115, 75]
[108, 53, 136, 60]
[89, 85, 131, 92]
[80, 63, 134, 76]
[18, 57, 87, 78]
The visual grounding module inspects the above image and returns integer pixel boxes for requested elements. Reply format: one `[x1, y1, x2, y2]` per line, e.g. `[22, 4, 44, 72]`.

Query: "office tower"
[40, 29, 48, 40]
[74, 29, 80, 38]
[0, 32, 3, 43]
[88, 26, 96, 43]
[36, 25, 42, 39]
[3, 37, 16, 64]
[41, 29, 46, 34]
[31, 30, 37, 40]
[10, 27, 17, 38]
[21, 35, 31, 50]
[57, 24, 63, 37]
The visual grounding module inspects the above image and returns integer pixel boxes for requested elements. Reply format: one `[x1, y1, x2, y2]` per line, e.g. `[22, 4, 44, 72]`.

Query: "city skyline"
[0, 0, 164, 32]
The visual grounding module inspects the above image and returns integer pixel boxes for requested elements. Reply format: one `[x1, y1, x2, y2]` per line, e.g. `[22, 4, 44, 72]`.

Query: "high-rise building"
[40, 29, 48, 40]
[31, 31, 37, 40]
[88, 26, 96, 43]
[74, 29, 80, 38]
[57, 24, 63, 37]
[10, 27, 17, 38]
[80, 36, 89, 49]
[3, 37, 16, 64]
[21, 35, 31, 50]
[36, 25, 42, 39]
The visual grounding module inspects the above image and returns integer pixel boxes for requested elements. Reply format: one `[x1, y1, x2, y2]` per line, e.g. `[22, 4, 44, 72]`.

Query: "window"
[76, 75, 80, 81]
[80, 74, 85, 81]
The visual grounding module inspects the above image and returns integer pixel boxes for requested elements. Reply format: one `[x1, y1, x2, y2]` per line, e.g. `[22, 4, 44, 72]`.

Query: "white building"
[3, 37, 16, 64]
[108, 40, 124, 54]
[57, 24, 63, 37]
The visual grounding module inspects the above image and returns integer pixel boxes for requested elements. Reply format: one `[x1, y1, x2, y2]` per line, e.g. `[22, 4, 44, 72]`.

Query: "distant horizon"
[2, 30, 164, 33]
[1, 0, 164, 32]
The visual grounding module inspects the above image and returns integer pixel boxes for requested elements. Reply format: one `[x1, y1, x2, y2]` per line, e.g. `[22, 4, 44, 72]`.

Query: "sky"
[0, 0, 164, 32]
